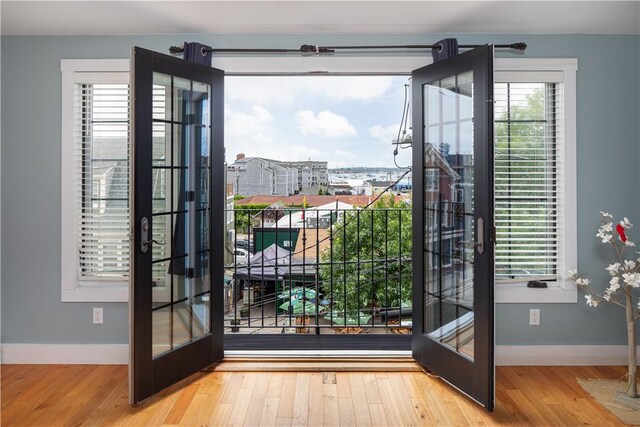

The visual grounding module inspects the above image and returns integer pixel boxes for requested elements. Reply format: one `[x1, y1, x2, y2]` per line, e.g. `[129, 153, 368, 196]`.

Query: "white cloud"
[225, 105, 275, 160]
[226, 78, 297, 107]
[226, 76, 395, 106]
[369, 124, 401, 144]
[305, 76, 394, 102]
[296, 110, 357, 138]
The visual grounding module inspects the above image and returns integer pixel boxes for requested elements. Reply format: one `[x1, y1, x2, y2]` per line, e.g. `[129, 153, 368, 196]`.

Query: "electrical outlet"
[529, 308, 540, 326]
[93, 307, 103, 324]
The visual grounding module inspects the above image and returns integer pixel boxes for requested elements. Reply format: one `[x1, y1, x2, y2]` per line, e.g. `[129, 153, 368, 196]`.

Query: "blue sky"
[224, 75, 412, 168]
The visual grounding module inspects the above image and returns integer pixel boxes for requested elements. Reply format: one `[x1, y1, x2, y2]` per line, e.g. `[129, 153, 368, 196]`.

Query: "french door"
[411, 45, 495, 410]
[130, 47, 225, 404]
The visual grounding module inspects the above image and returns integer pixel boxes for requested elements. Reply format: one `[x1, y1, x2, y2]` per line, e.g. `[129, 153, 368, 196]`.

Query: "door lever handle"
[140, 217, 149, 253]
[476, 217, 485, 254]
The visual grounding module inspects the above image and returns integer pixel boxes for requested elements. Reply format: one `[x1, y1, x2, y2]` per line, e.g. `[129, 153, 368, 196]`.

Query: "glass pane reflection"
[423, 71, 475, 359]
[151, 72, 211, 357]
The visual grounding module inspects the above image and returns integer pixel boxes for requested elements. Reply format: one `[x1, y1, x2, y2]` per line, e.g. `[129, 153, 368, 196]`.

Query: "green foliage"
[232, 203, 271, 234]
[233, 195, 245, 201]
[319, 196, 412, 317]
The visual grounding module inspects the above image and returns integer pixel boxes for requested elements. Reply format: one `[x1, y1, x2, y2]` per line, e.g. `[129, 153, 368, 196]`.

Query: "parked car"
[233, 248, 249, 265]
[235, 238, 254, 254]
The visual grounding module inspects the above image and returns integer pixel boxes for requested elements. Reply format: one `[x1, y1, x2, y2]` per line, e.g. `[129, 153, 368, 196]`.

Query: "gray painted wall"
[1, 33, 639, 345]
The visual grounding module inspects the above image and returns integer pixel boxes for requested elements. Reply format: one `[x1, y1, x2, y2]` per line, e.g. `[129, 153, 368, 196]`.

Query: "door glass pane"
[151, 72, 211, 356]
[423, 71, 475, 360]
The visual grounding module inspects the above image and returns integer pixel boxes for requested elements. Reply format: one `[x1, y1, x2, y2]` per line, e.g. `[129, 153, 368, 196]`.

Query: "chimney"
[236, 153, 245, 161]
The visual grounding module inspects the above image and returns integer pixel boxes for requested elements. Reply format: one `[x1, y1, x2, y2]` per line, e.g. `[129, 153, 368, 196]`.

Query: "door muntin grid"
[150, 72, 212, 357]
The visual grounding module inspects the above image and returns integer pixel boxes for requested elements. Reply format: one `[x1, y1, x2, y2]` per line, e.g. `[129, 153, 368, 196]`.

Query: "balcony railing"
[224, 206, 412, 335]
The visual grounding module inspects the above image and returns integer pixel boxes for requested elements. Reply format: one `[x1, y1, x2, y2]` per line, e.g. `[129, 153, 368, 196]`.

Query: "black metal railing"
[224, 205, 412, 335]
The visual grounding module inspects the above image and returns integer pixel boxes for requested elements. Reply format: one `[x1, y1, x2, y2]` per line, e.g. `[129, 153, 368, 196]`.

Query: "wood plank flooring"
[1, 364, 631, 426]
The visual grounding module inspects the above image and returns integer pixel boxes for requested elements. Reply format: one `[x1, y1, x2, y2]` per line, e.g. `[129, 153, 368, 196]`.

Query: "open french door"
[412, 45, 495, 410]
[129, 47, 225, 404]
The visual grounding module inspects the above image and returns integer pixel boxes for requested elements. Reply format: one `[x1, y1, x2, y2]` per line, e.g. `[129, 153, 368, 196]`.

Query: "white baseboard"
[495, 345, 640, 366]
[1, 343, 638, 366]
[1, 344, 129, 364]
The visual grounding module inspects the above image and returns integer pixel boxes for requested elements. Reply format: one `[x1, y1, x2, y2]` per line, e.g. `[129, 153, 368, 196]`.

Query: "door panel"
[130, 47, 224, 404]
[412, 45, 495, 410]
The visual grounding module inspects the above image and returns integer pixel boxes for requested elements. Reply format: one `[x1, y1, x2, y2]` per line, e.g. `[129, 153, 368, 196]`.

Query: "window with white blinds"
[74, 81, 130, 280]
[494, 81, 563, 281]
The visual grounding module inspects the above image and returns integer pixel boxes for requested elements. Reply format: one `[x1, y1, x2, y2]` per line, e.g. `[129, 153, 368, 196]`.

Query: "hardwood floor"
[1, 364, 630, 426]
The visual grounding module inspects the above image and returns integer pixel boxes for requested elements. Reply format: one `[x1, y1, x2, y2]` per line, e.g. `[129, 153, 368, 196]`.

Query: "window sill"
[495, 282, 577, 304]
[61, 285, 129, 303]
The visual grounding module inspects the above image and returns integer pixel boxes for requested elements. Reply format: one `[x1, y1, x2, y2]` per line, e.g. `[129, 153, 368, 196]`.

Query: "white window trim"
[493, 58, 578, 303]
[61, 59, 130, 302]
[60, 56, 577, 304]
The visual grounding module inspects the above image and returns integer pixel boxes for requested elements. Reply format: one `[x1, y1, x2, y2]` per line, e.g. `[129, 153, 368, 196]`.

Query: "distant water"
[329, 170, 412, 187]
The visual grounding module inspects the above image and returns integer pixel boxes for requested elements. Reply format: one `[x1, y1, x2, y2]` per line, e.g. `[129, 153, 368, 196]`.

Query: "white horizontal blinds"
[75, 83, 129, 280]
[494, 82, 561, 280]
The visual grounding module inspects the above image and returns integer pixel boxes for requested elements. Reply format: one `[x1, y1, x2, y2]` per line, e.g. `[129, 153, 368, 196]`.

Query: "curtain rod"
[168, 42, 526, 55]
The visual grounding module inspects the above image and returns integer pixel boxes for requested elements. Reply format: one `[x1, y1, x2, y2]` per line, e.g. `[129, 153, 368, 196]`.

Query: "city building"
[227, 153, 328, 196]
[227, 153, 299, 196]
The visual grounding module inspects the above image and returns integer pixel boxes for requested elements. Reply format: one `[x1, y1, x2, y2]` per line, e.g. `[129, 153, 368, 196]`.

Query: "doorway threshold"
[210, 350, 417, 372]
[224, 349, 412, 358]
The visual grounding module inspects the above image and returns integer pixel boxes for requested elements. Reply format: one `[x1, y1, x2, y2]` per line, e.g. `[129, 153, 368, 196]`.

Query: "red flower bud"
[616, 224, 627, 242]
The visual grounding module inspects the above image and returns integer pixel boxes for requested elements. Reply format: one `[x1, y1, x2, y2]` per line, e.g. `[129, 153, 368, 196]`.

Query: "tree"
[567, 213, 640, 398]
[318, 196, 412, 323]
[233, 203, 270, 234]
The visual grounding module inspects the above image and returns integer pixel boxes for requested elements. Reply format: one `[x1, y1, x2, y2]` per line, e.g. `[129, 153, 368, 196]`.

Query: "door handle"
[476, 217, 485, 254]
[140, 217, 149, 253]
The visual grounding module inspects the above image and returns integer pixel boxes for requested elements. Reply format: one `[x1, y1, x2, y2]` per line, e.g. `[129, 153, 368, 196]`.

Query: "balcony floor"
[1, 364, 628, 426]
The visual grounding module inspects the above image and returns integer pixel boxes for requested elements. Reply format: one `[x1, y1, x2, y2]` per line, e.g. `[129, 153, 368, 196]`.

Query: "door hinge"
[186, 190, 195, 202]
[186, 268, 195, 279]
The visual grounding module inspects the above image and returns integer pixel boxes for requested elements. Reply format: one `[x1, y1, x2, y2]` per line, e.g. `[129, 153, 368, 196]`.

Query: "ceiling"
[1, 1, 639, 36]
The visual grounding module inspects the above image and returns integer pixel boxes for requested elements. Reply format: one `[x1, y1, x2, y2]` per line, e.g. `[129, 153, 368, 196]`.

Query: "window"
[493, 61, 577, 303]
[495, 82, 558, 280]
[61, 59, 130, 302]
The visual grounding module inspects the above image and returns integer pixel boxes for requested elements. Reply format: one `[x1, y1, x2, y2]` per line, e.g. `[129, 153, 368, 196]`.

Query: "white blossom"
[603, 293, 611, 302]
[625, 240, 636, 247]
[624, 260, 637, 270]
[585, 294, 599, 307]
[620, 217, 633, 229]
[597, 225, 613, 243]
[596, 232, 613, 243]
[576, 277, 590, 287]
[600, 211, 613, 218]
[609, 276, 620, 287]
[608, 281, 620, 292]
[622, 272, 640, 288]
[606, 263, 620, 275]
